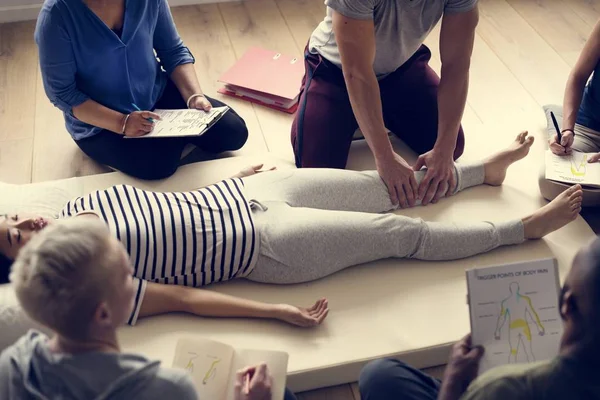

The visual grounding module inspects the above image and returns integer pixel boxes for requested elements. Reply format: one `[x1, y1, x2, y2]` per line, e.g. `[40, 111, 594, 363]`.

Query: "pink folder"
[218, 47, 305, 113]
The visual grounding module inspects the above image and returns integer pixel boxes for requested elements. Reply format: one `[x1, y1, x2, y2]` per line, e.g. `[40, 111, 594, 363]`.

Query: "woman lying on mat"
[541, 18, 600, 205]
[0, 133, 583, 328]
[35, 0, 248, 180]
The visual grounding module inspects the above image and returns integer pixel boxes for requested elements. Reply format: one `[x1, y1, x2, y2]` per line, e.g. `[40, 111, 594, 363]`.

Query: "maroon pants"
[291, 45, 465, 168]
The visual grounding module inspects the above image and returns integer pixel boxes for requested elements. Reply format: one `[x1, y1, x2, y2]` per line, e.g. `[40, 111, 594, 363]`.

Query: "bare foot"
[522, 185, 583, 239]
[484, 131, 535, 186]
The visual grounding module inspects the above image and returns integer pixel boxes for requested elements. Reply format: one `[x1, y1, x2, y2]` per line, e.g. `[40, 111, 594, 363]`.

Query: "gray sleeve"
[174, 374, 198, 400]
[0, 350, 9, 400]
[445, 0, 478, 14]
[0, 347, 20, 400]
[158, 369, 198, 400]
[460, 377, 531, 400]
[325, 0, 377, 20]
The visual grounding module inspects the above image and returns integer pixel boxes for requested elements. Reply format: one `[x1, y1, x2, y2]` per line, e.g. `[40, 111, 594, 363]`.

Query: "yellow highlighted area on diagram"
[570, 153, 588, 177]
[509, 318, 532, 341]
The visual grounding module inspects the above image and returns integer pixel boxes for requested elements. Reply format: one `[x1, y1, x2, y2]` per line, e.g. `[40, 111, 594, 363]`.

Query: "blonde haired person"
[0, 219, 281, 400]
[0, 218, 198, 399]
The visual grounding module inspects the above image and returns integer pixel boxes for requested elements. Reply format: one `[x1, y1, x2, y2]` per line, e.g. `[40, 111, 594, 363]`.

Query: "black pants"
[359, 359, 441, 400]
[285, 388, 298, 400]
[75, 78, 248, 180]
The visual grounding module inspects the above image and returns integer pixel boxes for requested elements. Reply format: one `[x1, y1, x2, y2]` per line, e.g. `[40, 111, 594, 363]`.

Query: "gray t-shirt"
[309, 0, 478, 78]
[461, 357, 600, 400]
[0, 330, 198, 400]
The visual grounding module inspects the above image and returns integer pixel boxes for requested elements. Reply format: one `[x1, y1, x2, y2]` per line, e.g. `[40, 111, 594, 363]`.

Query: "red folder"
[218, 47, 305, 113]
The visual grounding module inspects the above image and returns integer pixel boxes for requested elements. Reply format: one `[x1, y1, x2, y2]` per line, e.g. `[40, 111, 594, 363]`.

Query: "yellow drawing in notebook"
[570, 153, 588, 177]
[202, 357, 222, 385]
[184, 353, 198, 373]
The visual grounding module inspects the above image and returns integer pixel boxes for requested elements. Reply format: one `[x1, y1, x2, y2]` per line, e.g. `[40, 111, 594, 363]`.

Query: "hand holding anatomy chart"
[545, 150, 600, 187]
[466, 259, 563, 373]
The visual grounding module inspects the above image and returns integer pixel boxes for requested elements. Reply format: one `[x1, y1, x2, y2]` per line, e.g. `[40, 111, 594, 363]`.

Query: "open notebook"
[545, 150, 600, 188]
[466, 259, 562, 373]
[172, 337, 289, 400]
[128, 107, 229, 138]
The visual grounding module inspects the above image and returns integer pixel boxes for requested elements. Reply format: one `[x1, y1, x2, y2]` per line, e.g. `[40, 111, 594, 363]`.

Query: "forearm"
[562, 74, 587, 131]
[72, 100, 126, 134]
[437, 65, 469, 150]
[184, 289, 281, 319]
[438, 382, 466, 400]
[170, 63, 204, 104]
[139, 282, 281, 320]
[344, 70, 393, 159]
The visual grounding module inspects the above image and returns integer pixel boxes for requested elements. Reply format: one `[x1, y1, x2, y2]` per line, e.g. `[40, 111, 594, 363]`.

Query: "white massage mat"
[0, 129, 594, 392]
[79, 135, 594, 392]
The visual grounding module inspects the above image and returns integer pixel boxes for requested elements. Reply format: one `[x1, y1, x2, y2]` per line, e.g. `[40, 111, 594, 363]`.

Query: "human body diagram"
[494, 282, 545, 363]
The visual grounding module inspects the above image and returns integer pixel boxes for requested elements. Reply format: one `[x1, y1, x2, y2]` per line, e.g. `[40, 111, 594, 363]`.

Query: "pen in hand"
[132, 103, 155, 123]
[550, 111, 565, 154]
[244, 373, 250, 395]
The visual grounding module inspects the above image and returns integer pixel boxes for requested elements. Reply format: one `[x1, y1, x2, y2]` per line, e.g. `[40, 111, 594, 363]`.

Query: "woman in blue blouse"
[35, 0, 248, 180]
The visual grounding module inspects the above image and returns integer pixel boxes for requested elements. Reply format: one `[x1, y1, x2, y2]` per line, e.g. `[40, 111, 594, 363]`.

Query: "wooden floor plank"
[567, 0, 600, 30]
[0, 21, 38, 146]
[171, 4, 267, 156]
[32, 67, 109, 182]
[219, 0, 302, 162]
[477, 0, 572, 107]
[0, 138, 33, 184]
[275, 0, 326, 51]
[507, 0, 591, 67]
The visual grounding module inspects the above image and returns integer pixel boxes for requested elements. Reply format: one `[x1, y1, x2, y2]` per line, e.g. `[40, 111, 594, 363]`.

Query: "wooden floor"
[1, 0, 599, 398]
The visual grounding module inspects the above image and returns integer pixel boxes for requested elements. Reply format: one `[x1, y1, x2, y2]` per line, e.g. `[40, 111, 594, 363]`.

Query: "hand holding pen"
[120, 104, 161, 137]
[549, 111, 575, 155]
[234, 363, 273, 400]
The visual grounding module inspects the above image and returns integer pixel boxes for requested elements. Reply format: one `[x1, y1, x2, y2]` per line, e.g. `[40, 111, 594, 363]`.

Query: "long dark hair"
[0, 252, 11, 284]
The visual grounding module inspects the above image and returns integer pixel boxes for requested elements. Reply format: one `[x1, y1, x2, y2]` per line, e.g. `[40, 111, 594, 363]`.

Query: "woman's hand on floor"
[233, 164, 277, 179]
[274, 299, 329, 327]
[588, 152, 600, 163]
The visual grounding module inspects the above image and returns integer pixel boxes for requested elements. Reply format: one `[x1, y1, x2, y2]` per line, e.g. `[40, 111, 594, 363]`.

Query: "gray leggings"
[243, 165, 525, 284]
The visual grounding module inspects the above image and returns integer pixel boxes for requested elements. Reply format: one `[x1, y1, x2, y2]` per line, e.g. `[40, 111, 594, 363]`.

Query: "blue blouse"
[35, 0, 195, 140]
[578, 61, 600, 133]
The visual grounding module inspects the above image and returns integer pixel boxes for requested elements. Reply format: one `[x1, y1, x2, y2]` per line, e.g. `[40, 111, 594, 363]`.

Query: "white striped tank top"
[58, 178, 258, 325]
